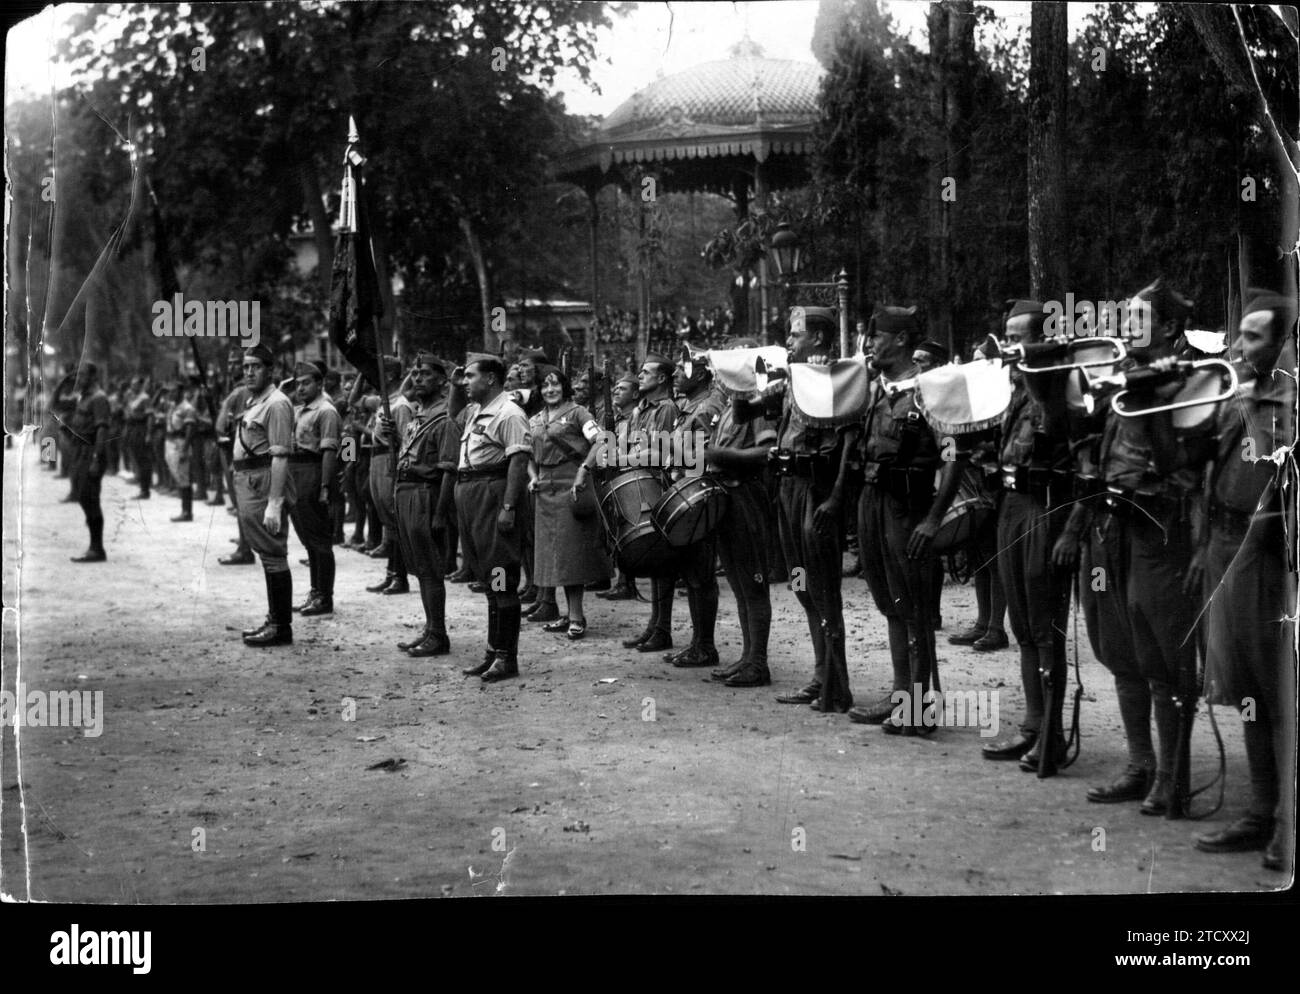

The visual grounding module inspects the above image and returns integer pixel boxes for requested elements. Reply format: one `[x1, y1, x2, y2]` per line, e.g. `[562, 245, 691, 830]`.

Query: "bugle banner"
[788, 358, 870, 429]
[913, 359, 1012, 435]
[709, 346, 789, 398]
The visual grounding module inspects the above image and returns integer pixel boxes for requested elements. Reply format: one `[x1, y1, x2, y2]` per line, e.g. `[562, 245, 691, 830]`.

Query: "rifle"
[601, 355, 615, 434]
[1166, 656, 1198, 819]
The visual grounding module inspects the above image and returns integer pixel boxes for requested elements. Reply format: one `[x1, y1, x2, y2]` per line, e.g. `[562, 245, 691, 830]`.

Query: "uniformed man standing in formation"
[232, 344, 297, 647]
[68, 363, 111, 563]
[591, 372, 642, 602]
[849, 305, 963, 732]
[125, 376, 154, 500]
[979, 300, 1074, 772]
[164, 379, 199, 522]
[705, 337, 777, 687]
[613, 353, 681, 654]
[1183, 289, 1296, 871]
[287, 360, 342, 617]
[750, 307, 859, 713]
[365, 357, 413, 595]
[380, 352, 459, 657]
[662, 355, 726, 668]
[216, 347, 255, 566]
[454, 355, 532, 682]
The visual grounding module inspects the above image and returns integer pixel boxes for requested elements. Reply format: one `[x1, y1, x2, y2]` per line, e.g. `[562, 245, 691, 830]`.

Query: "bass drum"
[652, 475, 730, 548]
[932, 466, 996, 554]
[598, 469, 679, 577]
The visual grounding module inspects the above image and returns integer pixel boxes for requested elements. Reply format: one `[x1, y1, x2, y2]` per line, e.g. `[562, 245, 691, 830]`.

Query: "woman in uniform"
[528, 367, 605, 639]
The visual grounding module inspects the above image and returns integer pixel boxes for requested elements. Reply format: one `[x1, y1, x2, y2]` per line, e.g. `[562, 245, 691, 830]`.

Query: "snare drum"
[932, 467, 996, 554]
[652, 475, 730, 547]
[598, 469, 678, 576]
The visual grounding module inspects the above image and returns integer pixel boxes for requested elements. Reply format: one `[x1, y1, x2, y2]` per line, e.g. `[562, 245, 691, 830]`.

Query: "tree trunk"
[926, 3, 950, 346]
[301, 163, 333, 291]
[459, 214, 495, 350]
[1027, 1, 1069, 302]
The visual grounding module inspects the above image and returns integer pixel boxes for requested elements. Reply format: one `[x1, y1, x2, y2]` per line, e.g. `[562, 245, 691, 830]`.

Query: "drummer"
[589, 372, 642, 603]
[661, 350, 727, 668]
[580, 353, 681, 654]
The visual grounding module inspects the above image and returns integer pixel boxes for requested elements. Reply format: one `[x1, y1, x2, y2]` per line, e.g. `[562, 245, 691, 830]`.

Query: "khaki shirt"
[234, 384, 294, 459]
[294, 394, 342, 453]
[398, 400, 459, 482]
[458, 391, 531, 470]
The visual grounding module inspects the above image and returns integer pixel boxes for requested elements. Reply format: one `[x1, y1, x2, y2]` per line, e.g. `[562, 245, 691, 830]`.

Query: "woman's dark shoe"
[542, 616, 571, 633]
[567, 621, 587, 641]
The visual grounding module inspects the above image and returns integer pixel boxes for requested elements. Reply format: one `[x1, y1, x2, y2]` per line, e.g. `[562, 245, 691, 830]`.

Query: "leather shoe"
[1193, 814, 1274, 854]
[70, 550, 107, 563]
[542, 616, 571, 633]
[382, 579, 410, 595]
[1087, 766, 1154, 804]
[622, 630, 650, 649]
[667, 645, 701, 665]
[711, 658, 747, 681]
[468, 580, 488, 593]
[293, 590, 320, 613]
[810, 698, 852, 714]
[724, 662, 771, 687]
[219, 551, 255, 566]
[848, 697, 897, 725]
[636, 630, 672, 653]
[242, 615, 273, 638]
[300, 597, 333, 616]
[397, 628, 432, 651]
[366, 574, 396, 593]
[601, 583, 637, 601]
[981, 731, 1037, 761]
[673, 646, 719, 668]
[244, 623, 292, 647]
[521, 600, 542, 618]
[519, 585, 539, 604]
[1019, 734, 1067, 773]
[972, 630, 1010, 651]
[947, 624, 987, 646]
[1139, 773, 1172, 816]
[462, 653, 495, 677]
[776, 684, 821, 705]
[407, 633, 451, 657]
[481, 655, 519, 682]
[528, 603, 562, 624]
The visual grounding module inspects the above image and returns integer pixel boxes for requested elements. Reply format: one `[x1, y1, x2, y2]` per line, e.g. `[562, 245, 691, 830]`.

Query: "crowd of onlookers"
[592, 304, 737, 353]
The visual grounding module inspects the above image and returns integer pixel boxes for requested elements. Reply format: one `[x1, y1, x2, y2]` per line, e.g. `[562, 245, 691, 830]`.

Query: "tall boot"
[246, 570, 293, 646]
[171, 485, 193, 522]
[483, 599, 521, 681]
[816, 624, 852, 713]
[463, 596, 499, 675]
[1141, 686, 1180, 816]
[385, 543, 411, 594]
[667, 587, 702, 664]
[407, 578, 449, 656]
[302, 552, 334, 615]
[636, 577, 673, 652]
[242, 572, 275, 637]
[296, 553, 320, 612]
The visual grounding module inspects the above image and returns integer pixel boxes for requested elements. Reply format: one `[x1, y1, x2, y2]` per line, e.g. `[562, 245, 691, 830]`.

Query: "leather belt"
[772, 450, 833, 479]
[1099, 486, 1179, 520]
[289, 451, 323, 463]
[233, 455, 272, 470]
[457, 467, 508, 483]
[1001, 466, 1071, 502]
[397, 470, 443, 484]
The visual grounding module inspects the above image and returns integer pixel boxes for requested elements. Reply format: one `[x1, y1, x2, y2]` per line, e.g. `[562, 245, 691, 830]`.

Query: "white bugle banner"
[913, 359, 1012, 435]
[709, 346, 789, 398]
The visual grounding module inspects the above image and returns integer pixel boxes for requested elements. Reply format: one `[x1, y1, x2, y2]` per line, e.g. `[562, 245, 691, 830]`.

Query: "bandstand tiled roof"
[556, 38, 824, 196]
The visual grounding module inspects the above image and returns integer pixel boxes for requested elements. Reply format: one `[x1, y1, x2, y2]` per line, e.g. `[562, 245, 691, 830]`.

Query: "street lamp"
[767, 223, 851, 356]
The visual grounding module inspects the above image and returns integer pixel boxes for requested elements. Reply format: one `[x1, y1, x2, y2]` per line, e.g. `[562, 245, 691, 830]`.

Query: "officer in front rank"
[67, 363, 112, 563]
[232, 344, 297, 646]
[287, 360, 342, 617]
[378, 352, 459, 657]
[455, 353, 532, 682]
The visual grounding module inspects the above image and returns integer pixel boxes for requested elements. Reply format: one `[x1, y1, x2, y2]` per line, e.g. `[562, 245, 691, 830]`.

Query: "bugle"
[1081, 357, 1238, 422]
[982, 333, 1127, 374]
[679, 344, 711, 380]
[753, 354, 790, 393]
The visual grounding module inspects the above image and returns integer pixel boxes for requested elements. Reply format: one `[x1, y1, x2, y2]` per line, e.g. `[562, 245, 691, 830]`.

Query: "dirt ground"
[1, 435, 1288, 901]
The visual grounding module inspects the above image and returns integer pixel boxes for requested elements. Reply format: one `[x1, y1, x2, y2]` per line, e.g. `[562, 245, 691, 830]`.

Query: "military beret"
[867, 304, 919, 335]
[244, 344, 275, 366]
[643, 353, 676, 373]
[464, 352, 499, 369]
[915, 339, 950, 363]
[411, 351, 451, 375]
[616, 373, 640, 388]
[1132, 278, 1193, 321]
[1242, 287, 1297, 328]
[293, 361, 324, 380]
[1005, 299, 1047, 320]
